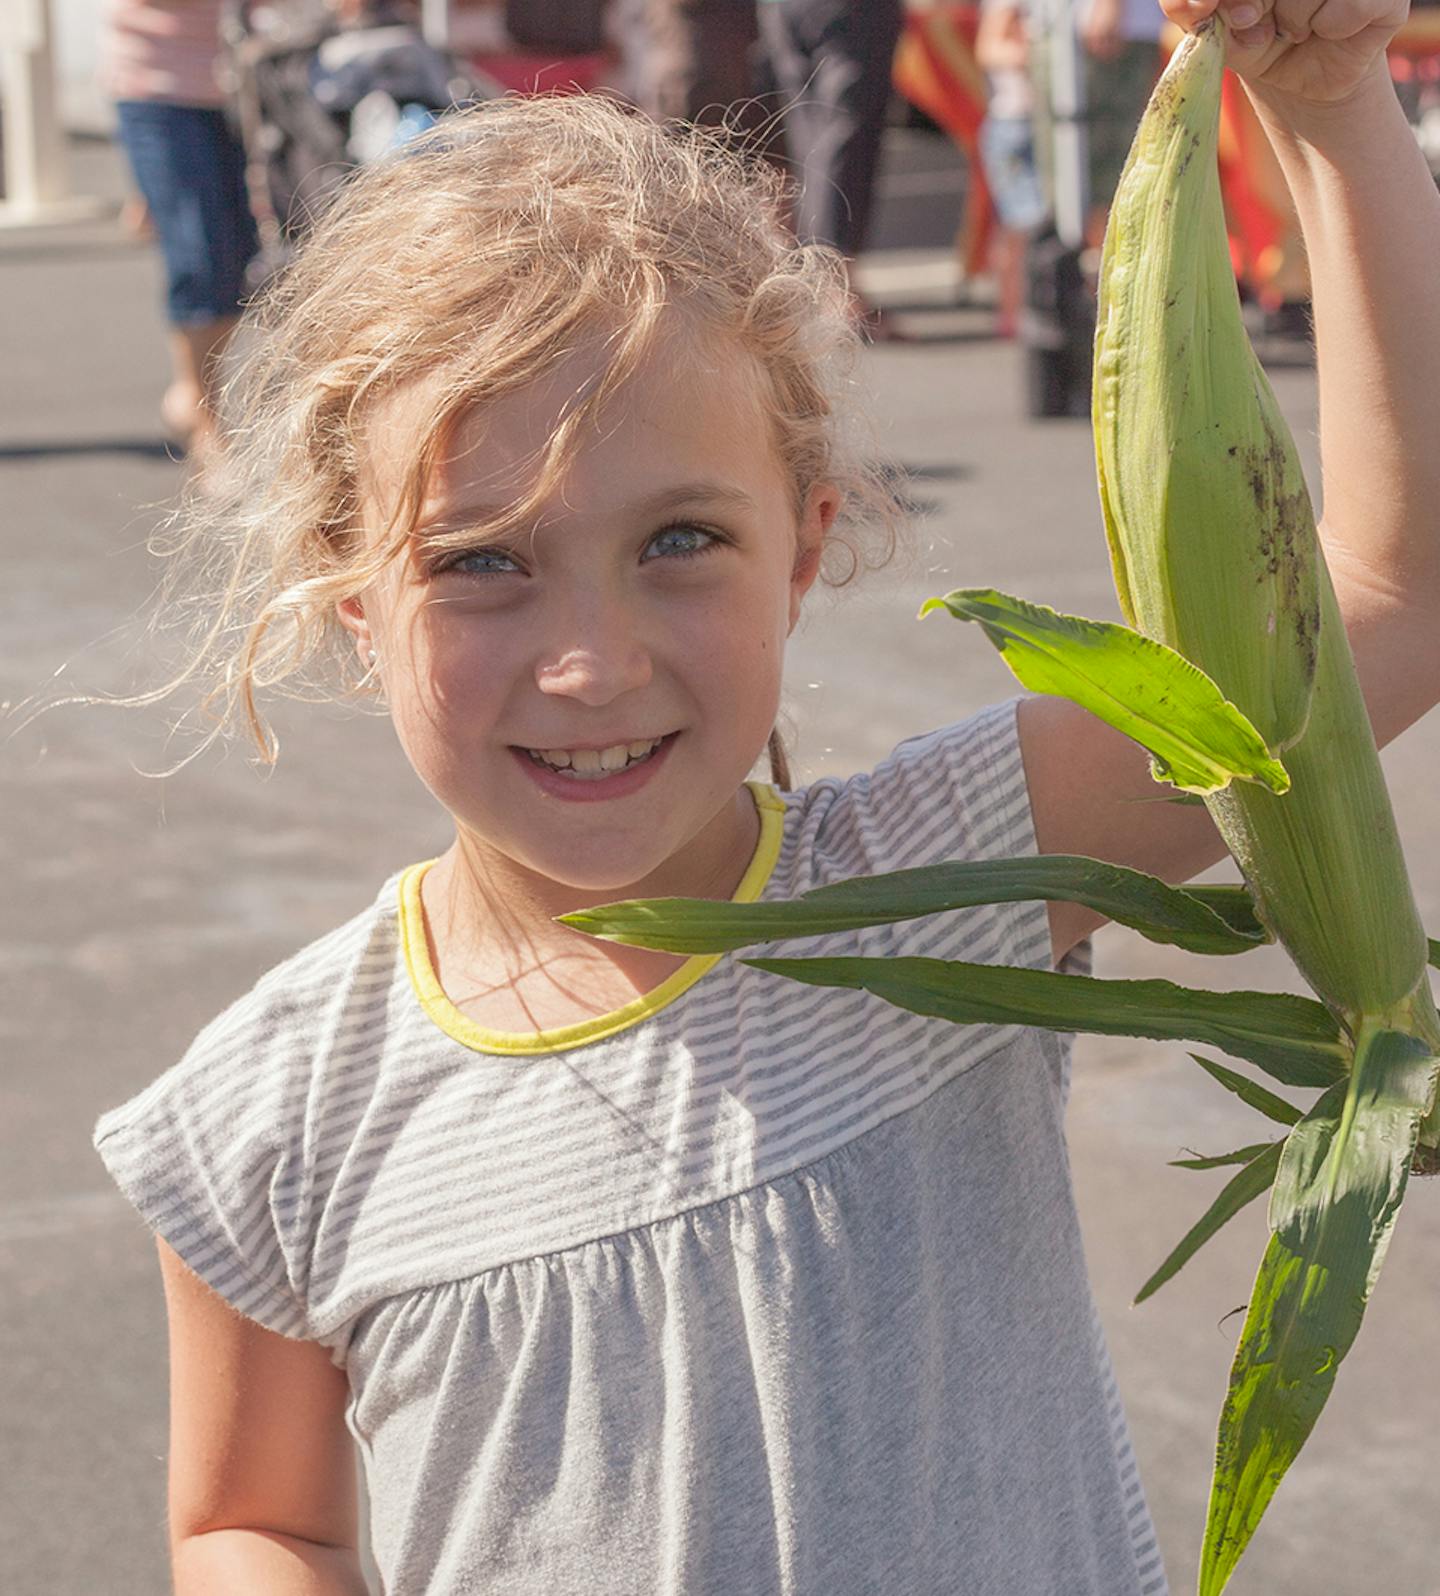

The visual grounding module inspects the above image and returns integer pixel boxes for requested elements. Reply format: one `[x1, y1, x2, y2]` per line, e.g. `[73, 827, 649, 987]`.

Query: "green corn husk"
[1094, 19, 1440, 1591]
[1093, 18, 1434, 1032]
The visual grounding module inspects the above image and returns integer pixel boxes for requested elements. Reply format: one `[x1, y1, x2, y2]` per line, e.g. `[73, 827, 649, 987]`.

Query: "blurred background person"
[757, 0, 907, 336]
[1025, 0, 1163, 253]
[609, 0, 761, 126]
[100, 0, 258, 473]
[975, 0, 1044, 337]
[1075, 0, 1163, 245]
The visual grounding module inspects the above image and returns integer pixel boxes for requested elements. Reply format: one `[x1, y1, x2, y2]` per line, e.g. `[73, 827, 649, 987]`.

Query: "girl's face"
[342, 325, 838, 903]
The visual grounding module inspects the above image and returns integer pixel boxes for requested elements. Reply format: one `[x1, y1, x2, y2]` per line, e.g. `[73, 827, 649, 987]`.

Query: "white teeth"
[526, 737, 665, 778]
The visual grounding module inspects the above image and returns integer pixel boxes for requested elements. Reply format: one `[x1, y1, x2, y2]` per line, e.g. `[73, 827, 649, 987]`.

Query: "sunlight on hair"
[70, 93, 905, 766]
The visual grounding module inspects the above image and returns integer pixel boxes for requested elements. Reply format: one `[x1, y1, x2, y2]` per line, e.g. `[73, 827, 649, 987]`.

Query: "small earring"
[366, 647, 378, 666]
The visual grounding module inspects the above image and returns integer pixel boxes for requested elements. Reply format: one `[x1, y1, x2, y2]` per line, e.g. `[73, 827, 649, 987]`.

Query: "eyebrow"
[634, 482, 759, 515]
[416, 481, 758, 533]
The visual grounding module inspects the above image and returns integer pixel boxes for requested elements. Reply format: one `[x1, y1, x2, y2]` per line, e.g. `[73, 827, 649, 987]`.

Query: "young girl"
[93, 0, 1440, 1588]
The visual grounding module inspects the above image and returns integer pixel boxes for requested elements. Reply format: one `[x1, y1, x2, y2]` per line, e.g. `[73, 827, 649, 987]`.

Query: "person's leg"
[758, 0, 903, 255]
[163, 318, 238, 451]
[113, 101, 257, 456]
[683, 0, 760, 129]
[979, 113, 1047, 337]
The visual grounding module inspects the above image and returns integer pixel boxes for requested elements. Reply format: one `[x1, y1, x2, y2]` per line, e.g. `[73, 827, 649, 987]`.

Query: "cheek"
[679, 585, 789, 731]
[379, 608, 512, 763]
[683, 571, 789, 668]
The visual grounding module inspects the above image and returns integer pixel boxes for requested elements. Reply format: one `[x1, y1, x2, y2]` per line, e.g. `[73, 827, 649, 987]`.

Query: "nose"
[534, 600, 653, 706]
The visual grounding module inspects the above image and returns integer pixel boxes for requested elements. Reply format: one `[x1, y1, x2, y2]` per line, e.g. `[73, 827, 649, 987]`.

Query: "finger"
[1210, 0, 1271, 52]
[1217, 0, 1271, 32]
[1159, 0, 1219, 33]
[1271, 0, 1320, 43]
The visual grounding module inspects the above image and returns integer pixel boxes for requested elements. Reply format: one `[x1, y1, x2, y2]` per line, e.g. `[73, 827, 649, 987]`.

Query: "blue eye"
[444, 547, 522, 577]
[644, 524, 717, 561]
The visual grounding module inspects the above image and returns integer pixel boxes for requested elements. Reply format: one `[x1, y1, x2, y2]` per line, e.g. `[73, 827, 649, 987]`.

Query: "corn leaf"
[562, 855, 1267, 957]
[1186, 1054, 1304, 1127]
[1135, 1140, 1283, 1305]
[1198, 1026, 1438, 1596]
[920, 589, 1290, 795]
[1183, 885, 1269, 945]
[1171, 1144, 1276, 1171]
[741, 956, 1346, 1088]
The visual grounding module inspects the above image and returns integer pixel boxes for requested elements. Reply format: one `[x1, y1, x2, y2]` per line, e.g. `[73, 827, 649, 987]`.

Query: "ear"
[789, 483, 842, 633]
[336, 595, 373, 666]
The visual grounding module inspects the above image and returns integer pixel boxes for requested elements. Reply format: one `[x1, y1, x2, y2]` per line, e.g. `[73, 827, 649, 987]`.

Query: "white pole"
[419, 0, 449, 50]
[1040, 0, 1090, 249]
[0, 0, 107, 228]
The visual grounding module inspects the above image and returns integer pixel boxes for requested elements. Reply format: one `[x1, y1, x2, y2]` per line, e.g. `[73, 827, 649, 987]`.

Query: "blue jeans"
[115, 100, 258, 326]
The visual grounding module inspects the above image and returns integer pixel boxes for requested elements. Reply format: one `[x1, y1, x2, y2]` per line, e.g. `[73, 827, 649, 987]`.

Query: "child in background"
[92, 0, 1440, 1588]
[976, 0, 1047, 336]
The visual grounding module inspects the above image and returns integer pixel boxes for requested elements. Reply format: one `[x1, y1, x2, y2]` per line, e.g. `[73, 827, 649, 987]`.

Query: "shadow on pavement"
[0, 438, 179, 462]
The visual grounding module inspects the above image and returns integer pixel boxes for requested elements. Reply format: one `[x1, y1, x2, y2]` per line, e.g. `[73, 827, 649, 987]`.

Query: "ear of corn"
[1095, 21, 1430, 1027]
[1093, 20, 1440, 1591]
[1093, 22, 1319, 760]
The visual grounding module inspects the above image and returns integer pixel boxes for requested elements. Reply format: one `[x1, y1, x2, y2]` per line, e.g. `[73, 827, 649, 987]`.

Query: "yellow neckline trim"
[398, 781, 786, 1057]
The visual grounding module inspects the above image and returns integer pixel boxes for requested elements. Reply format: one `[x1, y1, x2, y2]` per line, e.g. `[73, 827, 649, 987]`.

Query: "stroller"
[222, 0, 499, 287]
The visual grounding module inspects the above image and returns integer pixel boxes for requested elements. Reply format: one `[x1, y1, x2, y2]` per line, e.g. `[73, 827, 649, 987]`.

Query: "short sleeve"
[92, 1006, 312, 1341]
[790, 697, 1057, 974]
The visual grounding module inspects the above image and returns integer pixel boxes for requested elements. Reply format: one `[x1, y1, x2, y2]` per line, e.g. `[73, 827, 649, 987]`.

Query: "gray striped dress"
[94, 700, 1169, 1596]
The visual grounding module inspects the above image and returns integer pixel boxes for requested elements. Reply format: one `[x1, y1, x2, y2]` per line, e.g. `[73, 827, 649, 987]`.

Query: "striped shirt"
[100, 0, 227, 108]
[94, 701, 1168, 1596]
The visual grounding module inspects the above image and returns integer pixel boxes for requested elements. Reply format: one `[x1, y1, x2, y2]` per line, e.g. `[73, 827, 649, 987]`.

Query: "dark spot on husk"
[1237, 419, 1321, 676]
[1151, 75, 1184, 121]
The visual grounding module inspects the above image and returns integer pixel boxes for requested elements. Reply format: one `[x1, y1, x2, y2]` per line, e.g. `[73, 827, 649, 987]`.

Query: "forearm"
[1247, 63, 1440, 738]
[173, 1528, 371, 1594]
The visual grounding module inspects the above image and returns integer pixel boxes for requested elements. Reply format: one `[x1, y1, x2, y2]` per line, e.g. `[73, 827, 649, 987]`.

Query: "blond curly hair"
[155, 92, 900, 778]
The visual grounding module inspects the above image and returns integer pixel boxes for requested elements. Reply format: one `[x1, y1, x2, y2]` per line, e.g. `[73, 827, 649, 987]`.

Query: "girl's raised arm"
[1021, 0, 1440, 961]
[157, 1239, 369, 1594]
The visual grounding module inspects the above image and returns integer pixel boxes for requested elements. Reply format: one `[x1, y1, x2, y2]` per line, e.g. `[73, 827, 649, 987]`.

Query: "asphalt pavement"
[4, 127, 1440, 1596]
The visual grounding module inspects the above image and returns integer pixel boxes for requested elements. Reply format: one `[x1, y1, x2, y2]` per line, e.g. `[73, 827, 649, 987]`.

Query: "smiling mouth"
[520, 735, 671, 780]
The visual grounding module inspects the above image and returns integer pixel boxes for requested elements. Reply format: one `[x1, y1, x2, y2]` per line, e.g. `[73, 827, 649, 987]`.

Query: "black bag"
[504, 0, 608, 54]
[1020, 225, 1095, 420]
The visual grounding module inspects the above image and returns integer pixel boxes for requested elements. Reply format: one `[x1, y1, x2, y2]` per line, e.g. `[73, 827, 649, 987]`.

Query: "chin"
[546, 859, 666, 899]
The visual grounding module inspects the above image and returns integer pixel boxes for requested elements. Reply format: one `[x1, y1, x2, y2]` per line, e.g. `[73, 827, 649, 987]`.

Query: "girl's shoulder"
[105, 877, 400, 1114]
[780, 697, 1035, 885]
[91, 874, 407, 1344]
